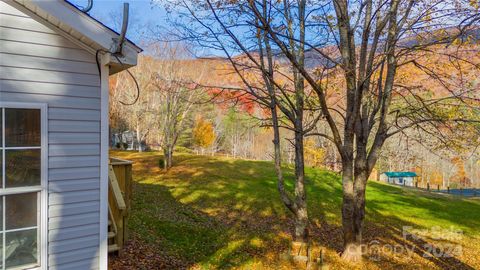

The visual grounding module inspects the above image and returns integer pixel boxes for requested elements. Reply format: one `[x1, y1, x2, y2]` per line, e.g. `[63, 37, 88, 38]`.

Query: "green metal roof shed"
[384, 172, 418, 178]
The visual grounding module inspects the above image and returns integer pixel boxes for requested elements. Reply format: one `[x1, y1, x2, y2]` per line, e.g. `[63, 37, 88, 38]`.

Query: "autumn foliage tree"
[193, 117, 216, 154]
[304, 139, 326, 168]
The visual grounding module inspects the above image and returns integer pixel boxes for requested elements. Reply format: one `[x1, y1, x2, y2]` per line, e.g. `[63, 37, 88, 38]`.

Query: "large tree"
[249, 0, 479, 261]
[164, 0, 480, 262]
[150, 43, 208, 169]
[163, 0, 324, 247]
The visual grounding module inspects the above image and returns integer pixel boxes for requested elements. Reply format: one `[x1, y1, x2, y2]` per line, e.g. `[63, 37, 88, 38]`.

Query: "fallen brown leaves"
[109, 236, 188, 270]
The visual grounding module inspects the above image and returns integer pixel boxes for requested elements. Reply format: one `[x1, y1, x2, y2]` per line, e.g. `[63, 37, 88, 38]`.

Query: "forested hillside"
[109, 40, 480, 188]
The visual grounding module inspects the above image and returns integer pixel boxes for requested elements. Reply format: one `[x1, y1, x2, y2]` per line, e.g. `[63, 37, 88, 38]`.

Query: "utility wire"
[95, 49, 141, 106]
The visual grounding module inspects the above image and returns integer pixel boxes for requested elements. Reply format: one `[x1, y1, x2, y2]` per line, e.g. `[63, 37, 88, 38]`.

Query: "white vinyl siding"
[0, 3, 101, 269]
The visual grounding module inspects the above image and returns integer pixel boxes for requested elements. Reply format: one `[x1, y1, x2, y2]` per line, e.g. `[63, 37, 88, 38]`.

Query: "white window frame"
[0, 102, 48, 270]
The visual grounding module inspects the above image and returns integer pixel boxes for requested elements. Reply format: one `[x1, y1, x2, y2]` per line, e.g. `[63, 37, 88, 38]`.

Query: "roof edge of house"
[6, 0, 142, 74]
[63, 0, 143, 53]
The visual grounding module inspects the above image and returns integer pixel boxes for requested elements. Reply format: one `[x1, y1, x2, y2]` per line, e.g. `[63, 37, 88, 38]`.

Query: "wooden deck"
[108, 157, 133, 254]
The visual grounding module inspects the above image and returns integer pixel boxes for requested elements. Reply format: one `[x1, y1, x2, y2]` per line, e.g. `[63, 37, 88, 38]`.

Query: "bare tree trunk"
[271, 110, 308, 243]
[293, 129, 308, 242]
[341, 156, 370, 261]
[341, 158, 358, 259]
[163, 144, 173, 170]
[136, 124, 143, 153]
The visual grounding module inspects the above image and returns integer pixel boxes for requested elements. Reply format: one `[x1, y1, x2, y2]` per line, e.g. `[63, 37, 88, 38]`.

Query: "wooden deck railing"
[108, 157, 133, 253]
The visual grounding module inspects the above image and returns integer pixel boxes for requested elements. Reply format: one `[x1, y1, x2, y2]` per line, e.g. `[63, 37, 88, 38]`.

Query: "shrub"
[115, 142, 128, 149]
[158, 158, 165, 169]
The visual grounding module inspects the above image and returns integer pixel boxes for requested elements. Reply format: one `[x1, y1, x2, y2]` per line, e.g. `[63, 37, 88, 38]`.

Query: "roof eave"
[7, 0, 142, 74]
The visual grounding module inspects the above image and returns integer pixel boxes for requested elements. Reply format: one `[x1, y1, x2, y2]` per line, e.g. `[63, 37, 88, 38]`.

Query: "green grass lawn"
[109, 151, 480, 270]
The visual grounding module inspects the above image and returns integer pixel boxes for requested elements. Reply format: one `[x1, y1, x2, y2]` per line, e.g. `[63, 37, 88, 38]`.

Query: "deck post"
[109, 158, 133, 253]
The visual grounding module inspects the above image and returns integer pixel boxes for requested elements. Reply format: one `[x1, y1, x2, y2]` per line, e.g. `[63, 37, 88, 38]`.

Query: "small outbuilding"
[381, 172, 418, 187]
[0, 1, 141, 269]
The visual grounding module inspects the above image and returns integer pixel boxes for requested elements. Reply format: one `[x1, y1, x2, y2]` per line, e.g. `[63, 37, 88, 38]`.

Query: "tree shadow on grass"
[110, 181, 298, 269]
[350, 182, 480, 270]
[110, 151, 480, 269]
[109, 181, 224, 269]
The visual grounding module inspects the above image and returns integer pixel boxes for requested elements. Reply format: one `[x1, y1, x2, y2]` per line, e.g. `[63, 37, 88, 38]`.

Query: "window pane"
[5, 150, 40, 188]
[5, 109, 40, 147]
[6, 193, 37, 230]
[5, 229, 38, 269]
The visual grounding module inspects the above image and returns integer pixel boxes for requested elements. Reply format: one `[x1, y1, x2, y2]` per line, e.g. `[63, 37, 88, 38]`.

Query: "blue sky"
[68, 0, 167, 44]
[66, 0, 334, 58]
[68, 0, 234, 57]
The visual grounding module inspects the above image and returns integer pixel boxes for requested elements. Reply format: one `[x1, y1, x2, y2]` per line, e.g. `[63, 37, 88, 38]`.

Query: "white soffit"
[4, 0, 142, 74]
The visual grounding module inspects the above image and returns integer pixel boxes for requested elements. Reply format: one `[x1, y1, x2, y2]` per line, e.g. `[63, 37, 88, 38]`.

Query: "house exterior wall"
[1, 3, 101, 269]
[403, 177, 414, 186]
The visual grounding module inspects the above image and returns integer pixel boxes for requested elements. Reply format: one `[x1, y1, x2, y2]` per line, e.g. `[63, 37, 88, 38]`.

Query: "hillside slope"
[109, 151, 480, 270]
